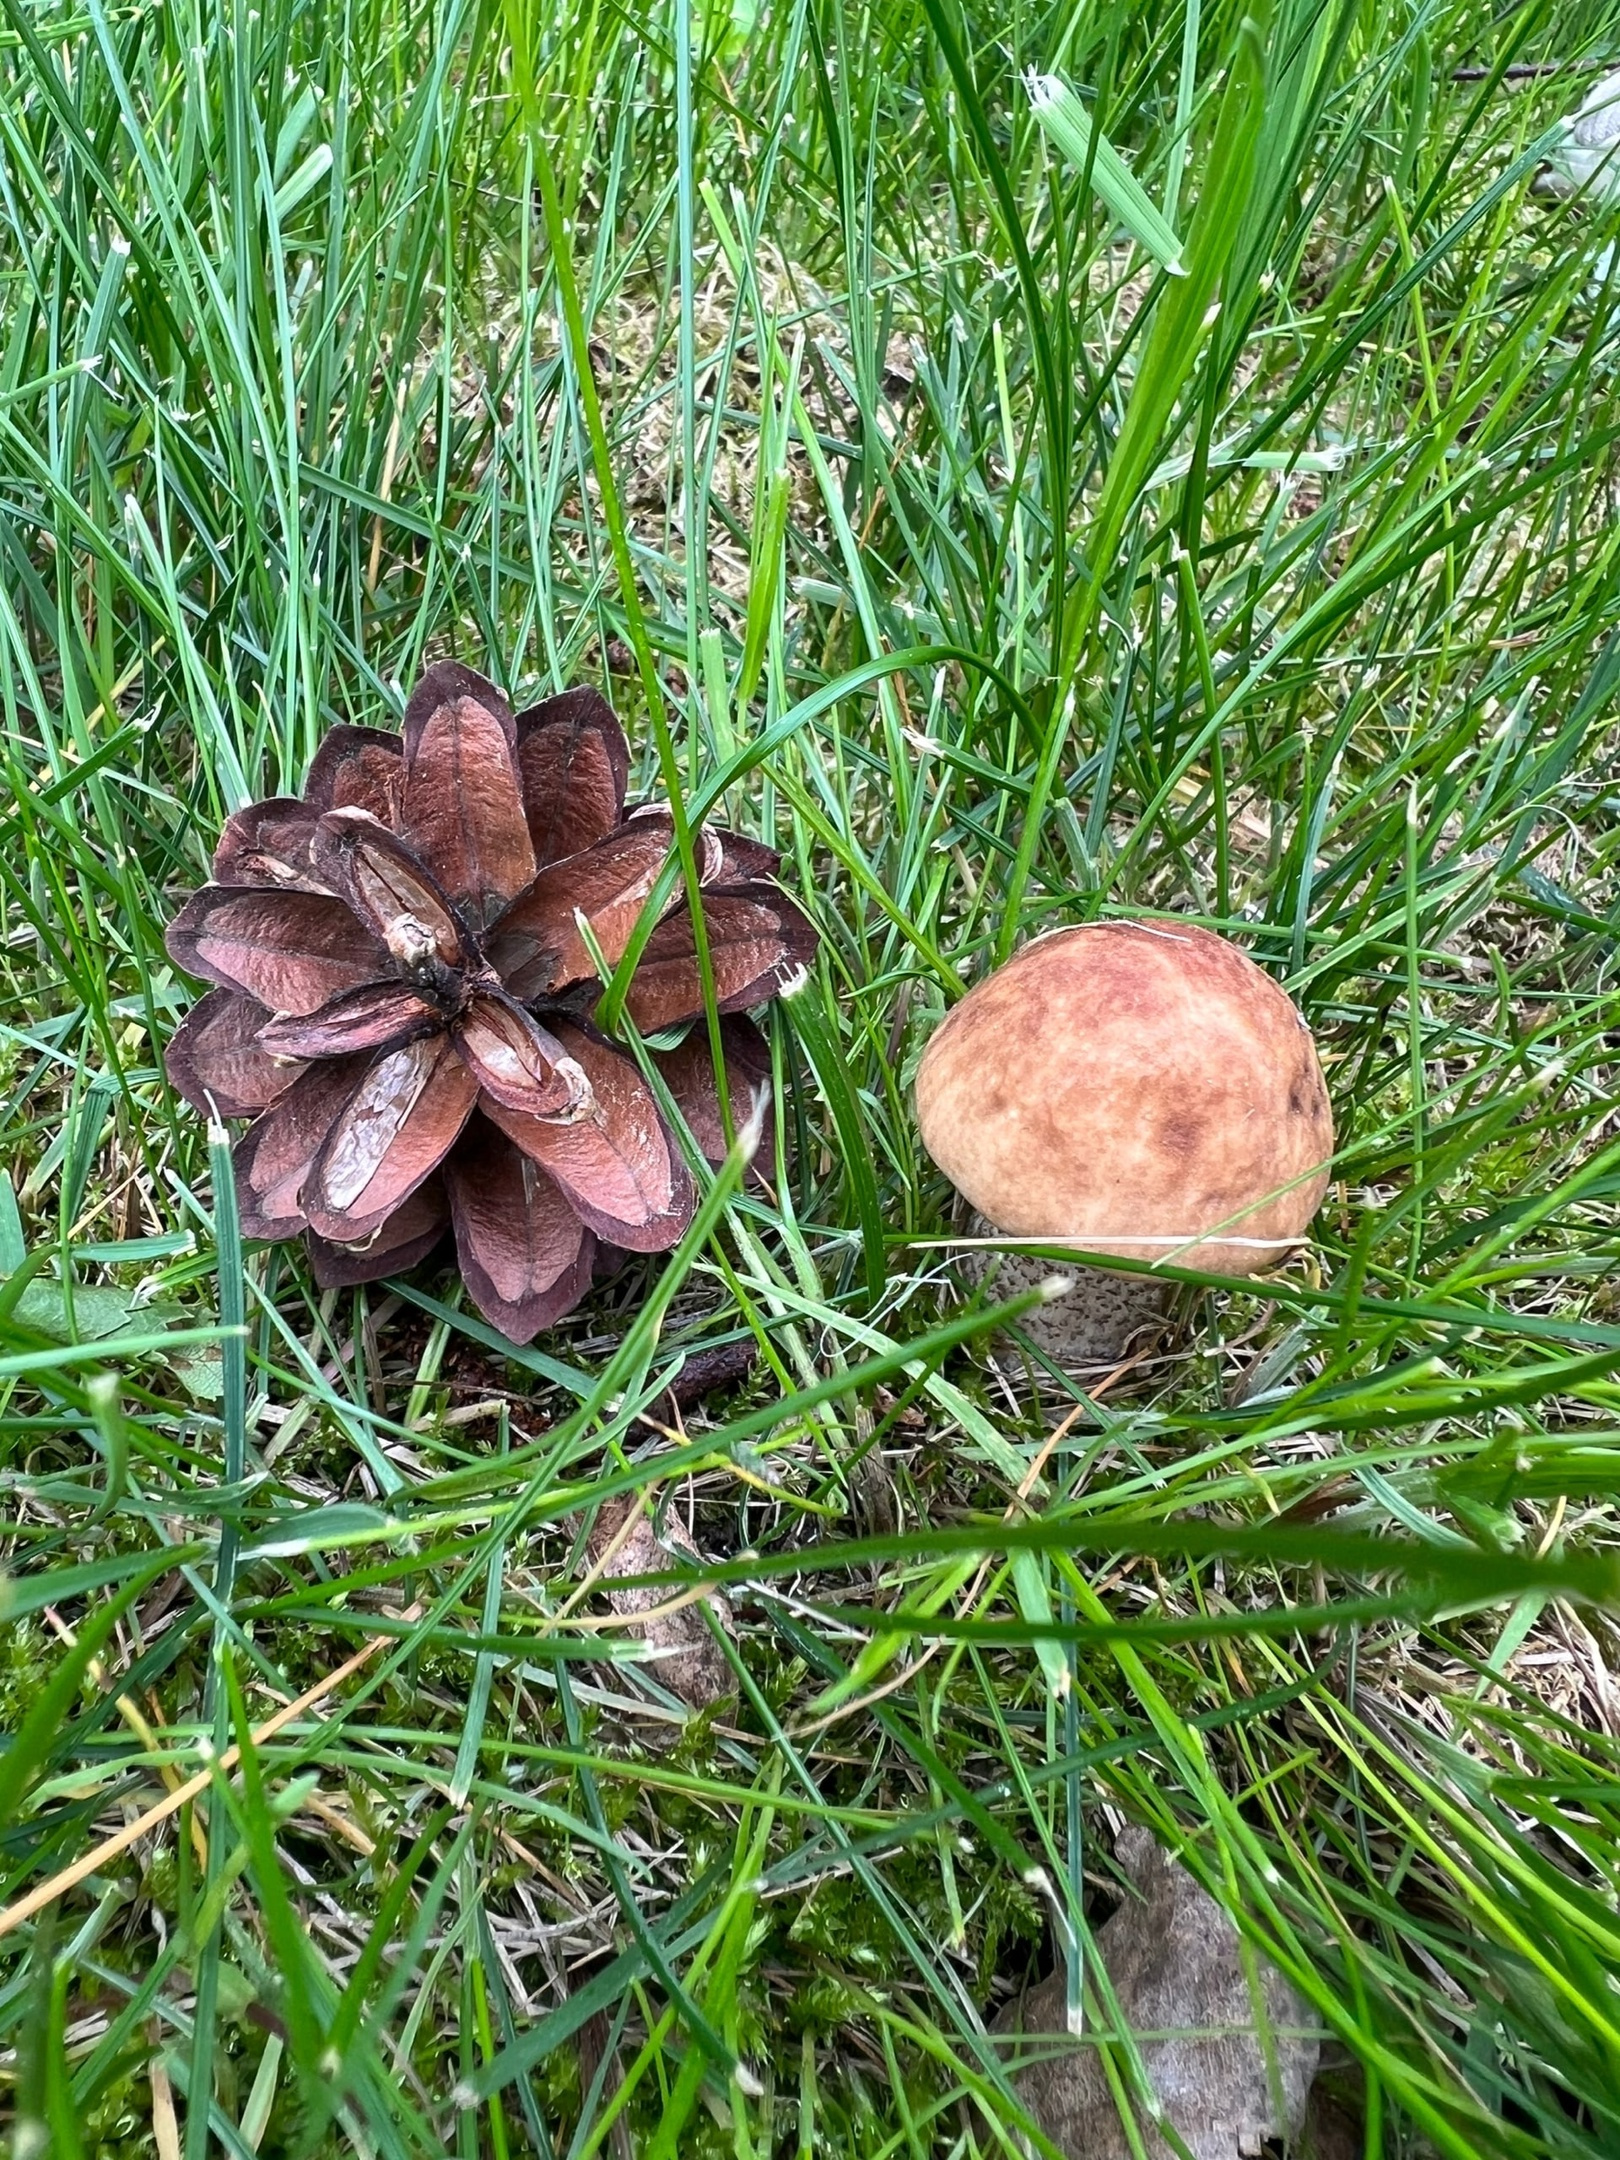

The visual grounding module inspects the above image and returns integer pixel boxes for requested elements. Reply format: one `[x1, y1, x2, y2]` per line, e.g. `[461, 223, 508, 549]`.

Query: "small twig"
[1450, 59, 1611, 83]
[633, 1338, 758, 1428]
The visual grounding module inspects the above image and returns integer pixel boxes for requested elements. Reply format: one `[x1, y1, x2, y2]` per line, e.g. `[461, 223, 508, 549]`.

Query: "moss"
[0, 1618, 51, 1732]
[976, 1870, 1044, 1996]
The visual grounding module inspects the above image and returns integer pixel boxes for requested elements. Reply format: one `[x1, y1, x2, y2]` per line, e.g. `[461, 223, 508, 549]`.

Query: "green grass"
[2, 0, 1620, 2149]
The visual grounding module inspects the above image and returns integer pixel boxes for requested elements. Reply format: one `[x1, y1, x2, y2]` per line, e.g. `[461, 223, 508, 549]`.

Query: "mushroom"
[914, 920, 1334, 1367]
[1532, 68, 1620, 206]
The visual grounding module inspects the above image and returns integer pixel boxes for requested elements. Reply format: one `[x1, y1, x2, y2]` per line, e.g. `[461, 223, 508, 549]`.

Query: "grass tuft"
[2, 0, 1620, 2150]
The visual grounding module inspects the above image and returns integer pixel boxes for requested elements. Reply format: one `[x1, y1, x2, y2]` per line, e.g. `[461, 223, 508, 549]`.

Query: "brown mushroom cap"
[916, 920, 1333, 1275]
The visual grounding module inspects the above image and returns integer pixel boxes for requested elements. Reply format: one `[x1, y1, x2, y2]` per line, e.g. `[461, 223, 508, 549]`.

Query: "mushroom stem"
[958, 1212, 1172, 1370]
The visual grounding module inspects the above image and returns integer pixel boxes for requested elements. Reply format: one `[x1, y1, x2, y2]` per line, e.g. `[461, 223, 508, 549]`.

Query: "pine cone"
[163, 662, 815, 1342]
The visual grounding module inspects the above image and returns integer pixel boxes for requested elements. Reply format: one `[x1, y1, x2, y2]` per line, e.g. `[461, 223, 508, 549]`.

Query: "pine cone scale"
[451, 992, 591, 1120]
[446, 1120, 596, 1337]
[166, 987, 304, 1118]
[304, 1034, 478, 1237]
[255, 982, 443, 1061]
[514, 685, 629, 865]
[399, 681, 535, 923]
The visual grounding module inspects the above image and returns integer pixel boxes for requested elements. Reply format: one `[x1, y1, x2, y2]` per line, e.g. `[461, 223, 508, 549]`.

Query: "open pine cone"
[162, 661, 817, 1341]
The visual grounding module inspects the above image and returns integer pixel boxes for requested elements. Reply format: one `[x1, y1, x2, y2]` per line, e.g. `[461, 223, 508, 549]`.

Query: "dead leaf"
[587, 1498, 734, 1710]
[169, 1344, 225, 1403]
[10, 1281, 180, 1344]
[995, 1827, 1319, 2159]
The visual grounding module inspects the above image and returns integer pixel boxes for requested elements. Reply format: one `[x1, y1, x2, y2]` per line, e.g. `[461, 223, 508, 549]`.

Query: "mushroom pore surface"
[915, 920, 1333, 1274]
